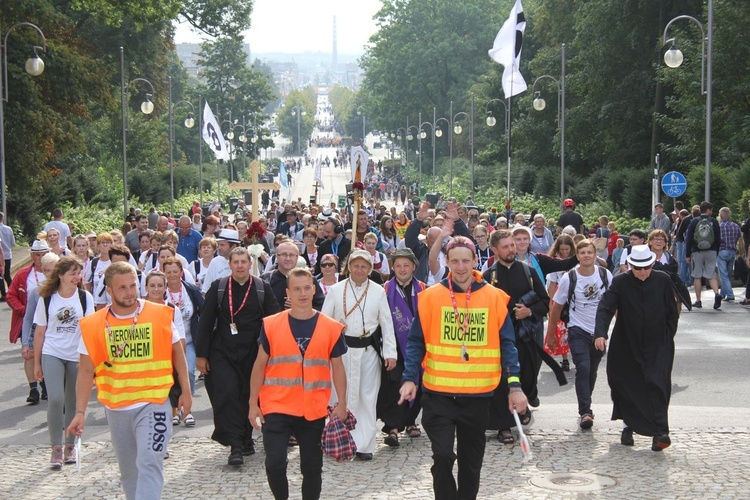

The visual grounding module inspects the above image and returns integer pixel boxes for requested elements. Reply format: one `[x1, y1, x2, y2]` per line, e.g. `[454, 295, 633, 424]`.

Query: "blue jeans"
[185, 341, 196, 395]
[568, 326, 604, 416]
[717, 249, 736, 299]
[676, 241, 692, 286]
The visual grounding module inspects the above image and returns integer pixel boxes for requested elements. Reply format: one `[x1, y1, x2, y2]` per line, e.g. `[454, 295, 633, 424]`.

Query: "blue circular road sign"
[661, 171, 687, 197]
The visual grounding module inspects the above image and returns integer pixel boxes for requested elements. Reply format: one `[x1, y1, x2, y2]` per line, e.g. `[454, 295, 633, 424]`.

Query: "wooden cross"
[229, 160, 281, 221]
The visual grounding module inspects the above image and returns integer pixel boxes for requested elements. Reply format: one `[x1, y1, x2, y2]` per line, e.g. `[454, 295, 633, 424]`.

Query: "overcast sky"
[174, 0, 382, 54]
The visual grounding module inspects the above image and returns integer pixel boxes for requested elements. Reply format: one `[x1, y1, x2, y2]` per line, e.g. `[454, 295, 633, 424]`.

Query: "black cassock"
[196, 277, 280, 448]
[595, 270, 678, 436]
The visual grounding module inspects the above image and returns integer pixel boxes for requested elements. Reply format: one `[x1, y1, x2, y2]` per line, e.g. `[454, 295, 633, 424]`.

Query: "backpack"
[216, 275, 265, 315]
[693, 217, 715, 250]
[44, 289, 88, 324]
[88, 257, 100, 284]
[560, 267, 609, 324]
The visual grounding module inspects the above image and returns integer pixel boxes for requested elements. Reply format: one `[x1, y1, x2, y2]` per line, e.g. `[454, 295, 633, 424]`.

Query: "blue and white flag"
[488, 0, 527, 98]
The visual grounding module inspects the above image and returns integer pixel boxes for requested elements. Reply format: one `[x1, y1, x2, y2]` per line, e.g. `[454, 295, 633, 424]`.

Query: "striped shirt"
[719, 219, 741, 251]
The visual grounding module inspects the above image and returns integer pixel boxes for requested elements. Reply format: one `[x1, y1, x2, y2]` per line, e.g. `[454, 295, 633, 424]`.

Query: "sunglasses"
[631, 265, 653, 271]
[320, 262, 336, 268]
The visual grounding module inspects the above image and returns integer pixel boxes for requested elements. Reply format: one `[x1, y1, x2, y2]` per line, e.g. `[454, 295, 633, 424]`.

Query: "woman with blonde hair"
[33, 256, 94, 469]
[545, 235, 575, 371]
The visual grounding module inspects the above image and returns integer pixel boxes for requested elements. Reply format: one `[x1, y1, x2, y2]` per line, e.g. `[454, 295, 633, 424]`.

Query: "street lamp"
[0, 22, 47, 219]
[434, 112, 450, 194]
[291, 105, 306, 155]
[418, 111, 434, 187]
[167, 76, 196, 214]
[663, 4, 713, 201]
[221, 111, 239, 183]
[120, 47, 155, 218]
[356, 106, 366, 143]
[451, 97, 475, 194]
[486, 98, 511, 202]
[529, 43, 566, 207]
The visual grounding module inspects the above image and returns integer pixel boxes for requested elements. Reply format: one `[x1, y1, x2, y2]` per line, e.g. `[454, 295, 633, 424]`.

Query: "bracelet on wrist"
[75, 410, 85, 415]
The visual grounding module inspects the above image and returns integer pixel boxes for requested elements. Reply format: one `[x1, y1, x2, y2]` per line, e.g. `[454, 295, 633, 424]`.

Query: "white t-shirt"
[77, 299, 180, 411]
[552, 266, 612, 335]
[166, 285, 193, 344]
[43, 221, 72, 249]
[190, 259, 210, 288]
[26, 269, 46, 296]
[90, 258, 111, 296]
[35, 290, 94, 361]
[202, 256, 230, 293]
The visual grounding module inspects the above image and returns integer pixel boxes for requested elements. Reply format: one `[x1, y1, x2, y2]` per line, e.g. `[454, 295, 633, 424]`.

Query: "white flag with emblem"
[488, 0, 527, 98]
[201, 102, 228, 162]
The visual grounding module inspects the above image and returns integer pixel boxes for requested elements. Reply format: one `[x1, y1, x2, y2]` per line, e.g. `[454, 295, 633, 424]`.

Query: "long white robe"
[322, 278, 396, 453]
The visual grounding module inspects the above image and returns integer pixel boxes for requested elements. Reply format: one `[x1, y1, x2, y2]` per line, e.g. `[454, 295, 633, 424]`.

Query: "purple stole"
[385, 277, 424, 360]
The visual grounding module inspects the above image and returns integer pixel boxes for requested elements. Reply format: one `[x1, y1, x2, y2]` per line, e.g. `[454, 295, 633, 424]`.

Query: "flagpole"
[506, 74, 513, 215]
[199, 94, 203, 208]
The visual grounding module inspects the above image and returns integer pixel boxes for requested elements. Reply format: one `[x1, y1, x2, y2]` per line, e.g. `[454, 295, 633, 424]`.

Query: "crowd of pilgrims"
[12, 190, 686, 471]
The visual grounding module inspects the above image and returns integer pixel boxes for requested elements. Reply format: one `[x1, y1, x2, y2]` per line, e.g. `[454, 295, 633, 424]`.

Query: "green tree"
[276, 88, 316, 154]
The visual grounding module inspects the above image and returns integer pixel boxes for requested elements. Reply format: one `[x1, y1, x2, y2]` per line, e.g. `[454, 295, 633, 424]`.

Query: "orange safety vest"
[417, 271, 510, 395]
[259, 310, 344, 420]
[79, 301, 175, 409]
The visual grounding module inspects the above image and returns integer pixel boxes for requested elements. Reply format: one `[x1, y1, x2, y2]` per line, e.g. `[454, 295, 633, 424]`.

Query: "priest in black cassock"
[594, 245, 679, 452]
[196, 247, 281, 466]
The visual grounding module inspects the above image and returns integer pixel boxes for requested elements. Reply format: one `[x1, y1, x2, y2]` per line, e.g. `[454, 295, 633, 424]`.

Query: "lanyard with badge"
[228, 277, 253, 335]
[447, 275, 471, 361]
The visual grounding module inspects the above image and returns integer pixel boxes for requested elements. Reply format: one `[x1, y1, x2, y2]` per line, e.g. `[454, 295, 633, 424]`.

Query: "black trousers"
[421, 392, 490, 500]
[262, 413, 326, 500]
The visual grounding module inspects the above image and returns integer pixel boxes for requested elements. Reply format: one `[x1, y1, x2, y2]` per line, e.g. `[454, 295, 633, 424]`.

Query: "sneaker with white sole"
[50, 445, 63, 469]
[183, 413, 195, 427]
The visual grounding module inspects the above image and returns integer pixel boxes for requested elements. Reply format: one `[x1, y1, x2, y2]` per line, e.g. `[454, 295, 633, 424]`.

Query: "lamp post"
[486, 98, 510, 198]
[0, 22, 47, 219]
[356, 106, 366, 143]
[434, 113, 450, 195]
[236, 121, 247, 180]
[291, 105, 306, 155]
[451, 99, 475, 194]
[167, 76, 196, 214]
[418, 112, 433, 188]
[529, 43, 566, 207]
[396, 127, 407, 166]
[663, 3, 713, 201]
[120, 47, 155, 218]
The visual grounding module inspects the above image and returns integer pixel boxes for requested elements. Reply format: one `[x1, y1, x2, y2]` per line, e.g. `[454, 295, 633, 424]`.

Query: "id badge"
[230, 323, 239, 336]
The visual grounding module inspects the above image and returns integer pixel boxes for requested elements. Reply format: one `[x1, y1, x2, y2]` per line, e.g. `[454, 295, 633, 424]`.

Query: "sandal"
[172, 415, 181, 426]
[740, 299, 750, 306]
[406, 425, 422, 438]
[561, 359, 570, 371]
[519, 409, 533, 426]
[384, 429, 400, 447]
[498, 429, 515, 445]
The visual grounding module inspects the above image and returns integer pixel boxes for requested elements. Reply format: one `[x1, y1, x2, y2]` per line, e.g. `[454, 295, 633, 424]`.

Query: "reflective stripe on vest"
[417, 278, 509, 395]
[259, 310, 343, 420]
[79, 301, 175, 409]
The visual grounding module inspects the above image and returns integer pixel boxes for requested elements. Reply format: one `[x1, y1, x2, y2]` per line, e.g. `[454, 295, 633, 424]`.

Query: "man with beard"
[594, 245, 678, 451]
[196, 247, 280, 465]
[377, 248, 426, 446]
[482, 230, 556, 444]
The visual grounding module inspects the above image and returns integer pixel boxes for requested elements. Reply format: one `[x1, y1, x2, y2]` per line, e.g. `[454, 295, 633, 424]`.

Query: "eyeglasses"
[320, 262, 336, 268]
[650, 237, 665, 242]
[632, 265, 653, 271]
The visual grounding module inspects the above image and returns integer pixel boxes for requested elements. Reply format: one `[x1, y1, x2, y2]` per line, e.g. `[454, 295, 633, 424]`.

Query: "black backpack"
[44, 289, 88, 323]
[560, 267, 609, 324]
[216, 276, 266, 315]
